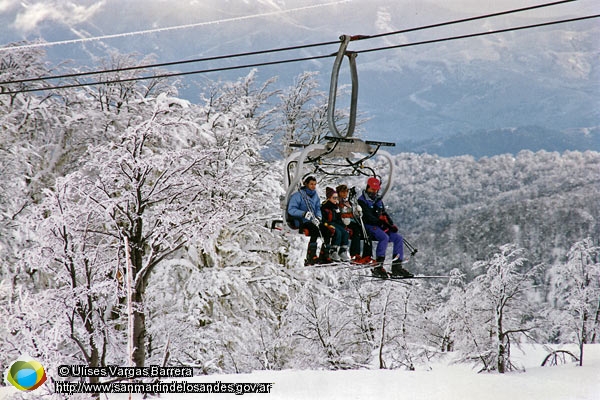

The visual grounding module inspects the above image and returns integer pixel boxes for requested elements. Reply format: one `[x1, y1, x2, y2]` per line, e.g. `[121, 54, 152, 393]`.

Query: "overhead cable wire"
[362, 0, 579, 40]
[0, 0, 581, 86]
[1, 40, 339, 85]
[357, 13, 600, 55]
[0, 0, 352, 52]
[1, 13, 598, 95]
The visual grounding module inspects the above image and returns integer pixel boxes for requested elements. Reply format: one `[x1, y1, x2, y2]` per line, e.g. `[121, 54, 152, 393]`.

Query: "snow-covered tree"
[466, 245, 539, 373]
[275, 71, 360, 156]
[0, 45, 103, 374]
[281, 274, 358, 369]
[547, 238, 600, 365]
[276, 71, 328, 155]
[145, 262, 296, 373]
[21, 180, 125, 381]
[421, 269, 468, 353]
[191, 70, 282, 267]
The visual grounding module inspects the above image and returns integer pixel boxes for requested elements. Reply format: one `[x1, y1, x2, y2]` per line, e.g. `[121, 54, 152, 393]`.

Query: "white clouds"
[13, 1, 105, 32]
[375, 7, 409, 46]
[0, 0, 18, 13]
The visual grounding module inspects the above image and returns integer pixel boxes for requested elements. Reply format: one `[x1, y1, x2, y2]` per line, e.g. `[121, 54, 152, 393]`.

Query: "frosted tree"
[421, 269, 468, 353]
[548, 238, 600, 365]
[0, 45, 106, 372]
[276, 71, 328, 155]
[281, 279, 354, 369]
[279, 269, 379, 370]
[467, 245, 539, 373]
[12, 180, 127, 383]
[0, 49, 169, 296]
[144, 261, 297, 374]
[276, 71, 359, 156]
[0, 45, 63, 263]
[71, 100, 223, 368]
[191, 70, 282, 267]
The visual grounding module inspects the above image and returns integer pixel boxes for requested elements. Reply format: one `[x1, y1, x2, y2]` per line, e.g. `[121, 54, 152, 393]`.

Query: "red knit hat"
[367, 177, 381, 190]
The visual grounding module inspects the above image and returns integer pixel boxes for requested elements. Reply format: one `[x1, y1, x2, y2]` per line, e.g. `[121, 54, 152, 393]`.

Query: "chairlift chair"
[281, 34, 396, 230]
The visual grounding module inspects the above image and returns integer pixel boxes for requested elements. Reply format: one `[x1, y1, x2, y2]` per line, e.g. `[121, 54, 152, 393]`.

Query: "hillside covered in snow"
[1, 41, 598, 399]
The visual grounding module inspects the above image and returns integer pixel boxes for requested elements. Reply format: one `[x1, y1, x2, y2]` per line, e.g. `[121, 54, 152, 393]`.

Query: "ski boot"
[363, 257, 380, 266]
[339, 246, 351, 262]
[391, 256, 414, 278]
[350, 254, 362, 263]
[319, 245, 333, 264]
[371, 257, 389, 278]
[304, 243, 319, 266]
[329, 246, 341, 262]
[371, 266, 389, 278]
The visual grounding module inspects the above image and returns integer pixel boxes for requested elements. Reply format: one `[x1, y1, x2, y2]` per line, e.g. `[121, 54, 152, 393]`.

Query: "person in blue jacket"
[287, 176, 323, 265]
[357, 177, 413, 278]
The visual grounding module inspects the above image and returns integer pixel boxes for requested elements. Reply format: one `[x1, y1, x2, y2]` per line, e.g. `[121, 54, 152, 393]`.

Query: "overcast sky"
[1, 0, 597, 142]
[1, 0, 597, 43]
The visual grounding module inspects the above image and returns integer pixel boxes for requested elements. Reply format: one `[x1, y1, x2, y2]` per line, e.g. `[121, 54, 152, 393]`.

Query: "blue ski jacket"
[357, 191, 393, 227]
[287, 187, 322, 228]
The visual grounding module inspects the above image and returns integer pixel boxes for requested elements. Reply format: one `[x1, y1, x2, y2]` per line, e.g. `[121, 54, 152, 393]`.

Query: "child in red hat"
[357, 177, 413, 278]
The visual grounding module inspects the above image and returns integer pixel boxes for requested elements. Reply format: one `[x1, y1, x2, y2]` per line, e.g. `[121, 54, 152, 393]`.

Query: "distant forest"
[382, 150, 600, 276]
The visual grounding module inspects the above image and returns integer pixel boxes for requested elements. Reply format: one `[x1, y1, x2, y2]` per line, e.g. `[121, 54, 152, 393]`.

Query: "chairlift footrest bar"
[324, 136, 357, 143]
[365, 140, 396, 147]
[289, 143, 309, 148]
[323, 136, 395, 147]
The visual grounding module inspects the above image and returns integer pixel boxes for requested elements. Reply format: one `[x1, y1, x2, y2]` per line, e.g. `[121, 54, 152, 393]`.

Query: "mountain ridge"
[395, 125, 600, 157]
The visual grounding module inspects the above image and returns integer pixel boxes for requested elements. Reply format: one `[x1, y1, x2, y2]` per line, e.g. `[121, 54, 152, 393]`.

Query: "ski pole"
[403, 238, 418, 256]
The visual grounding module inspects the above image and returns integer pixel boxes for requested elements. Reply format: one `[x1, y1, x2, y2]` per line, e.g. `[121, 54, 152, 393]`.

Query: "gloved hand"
[390, 225, 399, 233]
[379, 215, 391, 229]
[354, 205, 363, 218]
[304, 211, 314, 221]
[311, 216, 321, 227]
[379, 214, 391, 225]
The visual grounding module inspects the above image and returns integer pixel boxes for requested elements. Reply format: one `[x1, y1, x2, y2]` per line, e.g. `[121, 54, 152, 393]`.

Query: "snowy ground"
[2, 344, 599, 399]
[126, 344, 600, 400]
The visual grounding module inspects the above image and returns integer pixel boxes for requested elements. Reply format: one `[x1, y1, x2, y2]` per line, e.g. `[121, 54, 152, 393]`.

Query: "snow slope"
[140, 344, 599, 399]
[2, 346, 598, 399]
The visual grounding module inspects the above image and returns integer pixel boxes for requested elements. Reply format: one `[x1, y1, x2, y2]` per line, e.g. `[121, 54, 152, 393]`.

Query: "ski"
[309, 260, 382, 269]
[377, 275, 450, 280]
[360, 272, 450, 280]
[310, 261, 355, 268]
[392, 275, 450, 279]
[358, 274, 413, 285]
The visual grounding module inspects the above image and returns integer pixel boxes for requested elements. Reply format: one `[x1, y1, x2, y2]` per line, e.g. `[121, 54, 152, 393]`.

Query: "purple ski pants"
[365, 225, 403, 259]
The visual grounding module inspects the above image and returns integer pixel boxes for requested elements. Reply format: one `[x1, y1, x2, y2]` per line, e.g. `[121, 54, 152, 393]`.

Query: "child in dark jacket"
[321, 187, 351, 262]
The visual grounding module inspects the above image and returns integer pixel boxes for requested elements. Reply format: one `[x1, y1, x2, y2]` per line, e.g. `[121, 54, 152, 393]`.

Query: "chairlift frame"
[282, 34, 396, 224]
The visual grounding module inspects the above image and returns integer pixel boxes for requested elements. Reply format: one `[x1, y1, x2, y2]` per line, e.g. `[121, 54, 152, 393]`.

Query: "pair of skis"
[361, 272, 450, 282]
[359, 269, 450, 285]
[308, 259, 449, 282]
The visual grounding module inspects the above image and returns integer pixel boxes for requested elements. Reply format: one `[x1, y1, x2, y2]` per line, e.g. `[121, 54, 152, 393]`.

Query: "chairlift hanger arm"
[327, 35, 359, 139]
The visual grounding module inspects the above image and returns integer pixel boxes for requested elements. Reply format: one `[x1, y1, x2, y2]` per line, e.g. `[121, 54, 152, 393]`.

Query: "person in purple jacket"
[357, 177, 413, 278]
